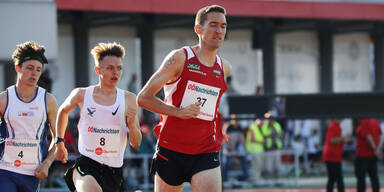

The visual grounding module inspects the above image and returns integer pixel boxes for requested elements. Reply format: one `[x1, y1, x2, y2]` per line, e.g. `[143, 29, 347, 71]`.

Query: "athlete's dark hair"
[91, 42, 125, 66]
[12, 41, 48, 67]
[195, 5, 226, 26]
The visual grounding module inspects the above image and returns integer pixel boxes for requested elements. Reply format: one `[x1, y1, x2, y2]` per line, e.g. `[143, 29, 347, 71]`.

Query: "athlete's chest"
[182, 61, 225, 86]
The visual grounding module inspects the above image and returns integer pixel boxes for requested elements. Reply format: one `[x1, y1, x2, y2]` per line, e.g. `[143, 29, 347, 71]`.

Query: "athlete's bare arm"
[124, 92, 142, 149]
[138, 49, 201, 119]
[221, 58, 232, 78]
[330, 133, 352, 144]
[56, 88, 86, 163]
[0, 91, 6, 118]
[35, 93, 58, 178]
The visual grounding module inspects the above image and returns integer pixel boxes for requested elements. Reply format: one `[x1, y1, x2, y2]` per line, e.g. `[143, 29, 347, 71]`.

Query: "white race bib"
[180, 80, 221, 121]
[2, 138, 39, 169]
[84, 125, 121, 157]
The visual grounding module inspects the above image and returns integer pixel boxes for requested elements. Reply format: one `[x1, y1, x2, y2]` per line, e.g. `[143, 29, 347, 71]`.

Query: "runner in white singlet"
[0, 41, 58, 192]
[56, 42, 142, 192]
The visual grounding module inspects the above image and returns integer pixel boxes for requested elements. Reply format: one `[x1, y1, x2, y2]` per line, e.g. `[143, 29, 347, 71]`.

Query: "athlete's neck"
[15, 82, 37, 102]
[194, 44, 218, 67]
[95, 83, 116, 96]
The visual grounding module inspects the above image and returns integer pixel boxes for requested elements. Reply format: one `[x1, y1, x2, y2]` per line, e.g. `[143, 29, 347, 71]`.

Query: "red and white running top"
[154, 46, 227, 154]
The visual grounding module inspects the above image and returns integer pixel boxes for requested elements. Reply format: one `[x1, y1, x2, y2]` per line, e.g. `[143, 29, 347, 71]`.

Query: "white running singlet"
[77, 86, 128, 168]
[0, 85, 48, 176]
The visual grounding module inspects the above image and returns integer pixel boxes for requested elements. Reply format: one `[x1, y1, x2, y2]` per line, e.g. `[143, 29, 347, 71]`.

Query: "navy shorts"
[150, 146, 220, 186]
[0, 169, 40, 192]
[64, 155, 123, 192]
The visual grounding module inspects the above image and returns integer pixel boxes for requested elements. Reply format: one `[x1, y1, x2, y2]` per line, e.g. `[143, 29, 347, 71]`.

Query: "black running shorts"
[64, 155, 123, 192]
[150, 146, 220, 186]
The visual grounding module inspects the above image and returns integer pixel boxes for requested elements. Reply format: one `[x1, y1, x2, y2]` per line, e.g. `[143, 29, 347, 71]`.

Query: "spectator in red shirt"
[355, 118, 383, 192]
[322, 119, 351, 192]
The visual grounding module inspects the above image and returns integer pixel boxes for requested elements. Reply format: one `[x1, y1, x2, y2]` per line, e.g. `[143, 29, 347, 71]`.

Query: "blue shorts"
[0, 169, 40, 192]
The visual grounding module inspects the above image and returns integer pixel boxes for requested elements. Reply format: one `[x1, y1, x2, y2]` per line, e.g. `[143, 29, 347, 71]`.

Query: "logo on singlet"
[14, 160, 21, 167]
[95, 147, 103, 155]
[187, 83, 219, 96]
[17, 111, 34, 117]
[213, 69, 222, 75]
[112, 105, 119, 116]
[28, 106, 39, 110]
[187, 63, 201, 70]
[87, 107, 96, 117]
[87, 126, 120, 134]
[6, 141, 37, 147]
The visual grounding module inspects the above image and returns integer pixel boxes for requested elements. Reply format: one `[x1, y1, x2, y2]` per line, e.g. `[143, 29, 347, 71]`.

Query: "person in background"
[127, 74, 138, 94]
[355, 118, 383, 192]
[223, 114, 249, 182]
[322, 119, 351, 192]
[246, 119, 264, 185]
[261, 112, 283, 181]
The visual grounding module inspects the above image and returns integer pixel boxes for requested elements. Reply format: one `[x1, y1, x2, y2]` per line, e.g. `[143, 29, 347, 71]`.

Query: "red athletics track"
[225, 187, 384, 192]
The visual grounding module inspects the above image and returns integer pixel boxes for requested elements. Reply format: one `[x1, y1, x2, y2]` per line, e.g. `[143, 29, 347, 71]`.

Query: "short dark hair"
[195, 5, 226, 26]
[91, 42, 125, 66]
[12, 41, 48, 66]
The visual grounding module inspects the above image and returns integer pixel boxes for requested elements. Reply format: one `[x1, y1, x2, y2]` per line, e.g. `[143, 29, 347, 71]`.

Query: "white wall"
[275, 31, 319, 94]
[54, 24, 75, 105]
[89, 26, 138, 91]
[333, 33, 371, 92]
[220, 30, 259, 95]
[0, 0, 57, 60]
[154, 29, 197, 69]
[0, 64, 4, 91]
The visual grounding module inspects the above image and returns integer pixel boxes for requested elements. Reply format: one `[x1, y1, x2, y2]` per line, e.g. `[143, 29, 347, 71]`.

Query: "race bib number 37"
[180, 80, 221, 121]
[3, 139, 39, 169]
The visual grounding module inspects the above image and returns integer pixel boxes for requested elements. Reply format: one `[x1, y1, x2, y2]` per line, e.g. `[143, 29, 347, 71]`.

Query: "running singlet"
[77, 86, 128, 168]
[154, 46, 227, 154]
[0, 85, 49, 176]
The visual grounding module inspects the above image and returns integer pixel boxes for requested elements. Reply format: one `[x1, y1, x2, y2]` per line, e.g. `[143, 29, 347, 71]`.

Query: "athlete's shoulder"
[220, 57, 232, 77]
[173, 47, 187, 57]
[67, 87, 87, 104]
[45, 92, 58, 105]
[123, 91, 138, 111]
[72, 87, 87, 96]
[159, 48, 187, 75]
[167, 48, 187, 65]
[124, 91, 137, 103]
[0, 90, 7, 117]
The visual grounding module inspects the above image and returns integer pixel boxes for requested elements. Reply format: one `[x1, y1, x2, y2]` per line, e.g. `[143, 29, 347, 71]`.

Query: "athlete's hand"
[56, 142, 68, 164]
[34, 162, 49, 178]
[126, 106, 136, 125]
[177, 102, 201, 119]
[375, 149, 383, 160]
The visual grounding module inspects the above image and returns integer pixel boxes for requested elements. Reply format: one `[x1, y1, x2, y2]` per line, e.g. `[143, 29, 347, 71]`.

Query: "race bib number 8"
[180, 80, 221, 121]
[85, 125, 121, 157]
[3, 138, 39, 169]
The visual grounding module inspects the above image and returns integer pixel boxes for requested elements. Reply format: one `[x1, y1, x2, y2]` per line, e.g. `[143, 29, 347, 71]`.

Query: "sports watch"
[54, 137, 65, 144]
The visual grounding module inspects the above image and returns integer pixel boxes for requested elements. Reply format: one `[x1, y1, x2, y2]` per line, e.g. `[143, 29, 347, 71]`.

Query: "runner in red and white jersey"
[153, 46, 227, 154]
[138, 5, 232, 192]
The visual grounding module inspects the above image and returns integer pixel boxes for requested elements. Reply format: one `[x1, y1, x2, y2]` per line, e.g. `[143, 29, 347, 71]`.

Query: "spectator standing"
[261, 112, 283, 180]
[322, 119, 350, 192]
[223, 115, 249, 182]
[355, 118, 383, 192]
[245, 119, 264, 184]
